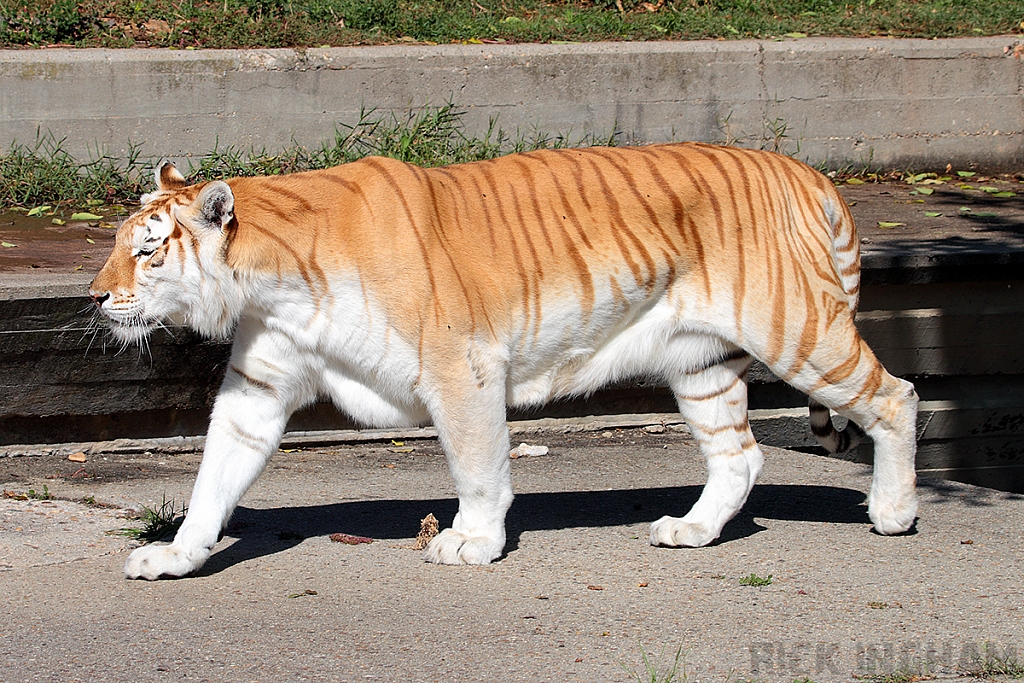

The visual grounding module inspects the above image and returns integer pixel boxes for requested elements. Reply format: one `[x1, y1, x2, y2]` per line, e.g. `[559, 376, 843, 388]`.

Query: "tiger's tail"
[808, 187, 865, 455]
[809, 398, 865, 454]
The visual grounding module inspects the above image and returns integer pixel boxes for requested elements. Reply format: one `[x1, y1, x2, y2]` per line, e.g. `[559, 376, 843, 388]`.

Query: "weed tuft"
[739, 573, 773, 587]
[623, 644, 688, 683]
[854, 670, 919, 683]
[112, 496, 186, 543]
[27, 485, 51, 500]
[0, 131, 150, 209]
[961, 643, 1024, 679]
[2, 487, 51, 501]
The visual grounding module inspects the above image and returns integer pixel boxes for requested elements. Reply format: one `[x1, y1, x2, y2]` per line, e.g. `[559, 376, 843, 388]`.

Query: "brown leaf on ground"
[329, 533, 373, 545]
[413, 513, 439, 550]
[143, 19, 171, 36]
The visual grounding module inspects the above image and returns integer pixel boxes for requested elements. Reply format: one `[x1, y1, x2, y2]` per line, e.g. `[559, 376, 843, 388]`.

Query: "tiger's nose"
[91, 291, 110, 306]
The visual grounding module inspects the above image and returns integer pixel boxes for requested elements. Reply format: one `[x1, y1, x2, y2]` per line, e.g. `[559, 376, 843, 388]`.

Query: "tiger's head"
[89, 161, 243, 344]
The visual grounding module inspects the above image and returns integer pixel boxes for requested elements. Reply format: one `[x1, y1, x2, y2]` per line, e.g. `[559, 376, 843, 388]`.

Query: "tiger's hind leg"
[776, 325, 918, 536]
[650, 351, 763, 548]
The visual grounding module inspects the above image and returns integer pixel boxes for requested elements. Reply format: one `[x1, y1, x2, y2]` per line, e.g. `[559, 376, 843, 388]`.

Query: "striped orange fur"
[92, 143, 918, 579]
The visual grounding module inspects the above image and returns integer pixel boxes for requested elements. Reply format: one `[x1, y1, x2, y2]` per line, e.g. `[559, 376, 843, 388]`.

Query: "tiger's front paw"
[422, 528, 503, 565]
[649, 516, 718, 548]
[124, 543, 207, 580]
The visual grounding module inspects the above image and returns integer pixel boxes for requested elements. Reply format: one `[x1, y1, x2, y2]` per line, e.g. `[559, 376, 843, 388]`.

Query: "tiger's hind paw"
[868, 493, 918, 535]
[649, 516, 718, 548]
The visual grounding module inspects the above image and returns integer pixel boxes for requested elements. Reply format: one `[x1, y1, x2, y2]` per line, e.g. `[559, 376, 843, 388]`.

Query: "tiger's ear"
[155, 161, 187, 192]
[176, 181, 235, 232]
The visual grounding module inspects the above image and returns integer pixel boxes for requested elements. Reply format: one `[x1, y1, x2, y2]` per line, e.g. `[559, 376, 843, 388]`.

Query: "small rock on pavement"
[510, 443, 549, 459]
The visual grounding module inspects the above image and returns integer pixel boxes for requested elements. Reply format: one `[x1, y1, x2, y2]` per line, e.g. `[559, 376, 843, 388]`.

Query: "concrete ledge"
[3, 36, 1023, 170]
[0, 273, 94, 300]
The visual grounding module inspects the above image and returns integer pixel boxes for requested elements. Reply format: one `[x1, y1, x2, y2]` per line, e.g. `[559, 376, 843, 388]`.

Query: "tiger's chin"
[102, 316, 163, 346]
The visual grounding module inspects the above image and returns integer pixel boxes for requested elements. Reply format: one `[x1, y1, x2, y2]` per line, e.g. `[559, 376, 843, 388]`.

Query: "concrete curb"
[3, 36, 1023, 169]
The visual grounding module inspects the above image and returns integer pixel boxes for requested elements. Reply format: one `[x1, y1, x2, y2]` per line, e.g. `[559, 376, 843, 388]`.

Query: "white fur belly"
[320, 366, 429, 428]
[506, 298, 730, 408]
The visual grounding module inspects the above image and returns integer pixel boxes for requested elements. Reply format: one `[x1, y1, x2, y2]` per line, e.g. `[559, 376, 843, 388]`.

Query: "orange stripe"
[363, 158, 442, 322]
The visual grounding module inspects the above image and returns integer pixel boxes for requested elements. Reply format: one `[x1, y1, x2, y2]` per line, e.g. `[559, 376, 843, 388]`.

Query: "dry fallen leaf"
[330, 533, 373, 545]
[414, 513, 439, 550]
[143, 18, 171, 35]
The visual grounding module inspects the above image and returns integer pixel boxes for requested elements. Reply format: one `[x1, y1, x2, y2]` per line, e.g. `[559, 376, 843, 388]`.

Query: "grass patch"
[963, 644, 1024, 679]
[0, 0, 1020, 49]
[0, 103, 614, 211]
[3, 103, 1016, 213]
[855, 672, 919, 683]
[623, 645, 688, 683]
[112, 495, 186, 543]
[738, 572, 773, 587]
[0, 132, 151, 210]
[1, 485, 51, 500]
[853, 643, 1024, 683]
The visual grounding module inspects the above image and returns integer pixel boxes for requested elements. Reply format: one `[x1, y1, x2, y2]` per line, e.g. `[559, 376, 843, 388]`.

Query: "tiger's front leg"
[124, 322, 310, 580]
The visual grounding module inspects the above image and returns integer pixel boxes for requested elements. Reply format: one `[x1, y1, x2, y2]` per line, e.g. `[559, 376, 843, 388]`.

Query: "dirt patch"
[0, 449, 204, 488]
[0, 213, 116, 274]
[842, 176, 1024, 250]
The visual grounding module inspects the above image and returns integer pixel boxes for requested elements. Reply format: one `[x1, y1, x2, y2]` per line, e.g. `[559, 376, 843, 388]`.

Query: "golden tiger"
[89, 143, 918, 580]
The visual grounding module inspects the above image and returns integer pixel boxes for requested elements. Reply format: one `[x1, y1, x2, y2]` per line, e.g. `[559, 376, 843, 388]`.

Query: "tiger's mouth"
[95, 309, 163, 345]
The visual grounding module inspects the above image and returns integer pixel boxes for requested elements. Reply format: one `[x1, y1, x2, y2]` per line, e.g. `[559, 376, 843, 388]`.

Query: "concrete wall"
[2, 36, 1023, 170]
